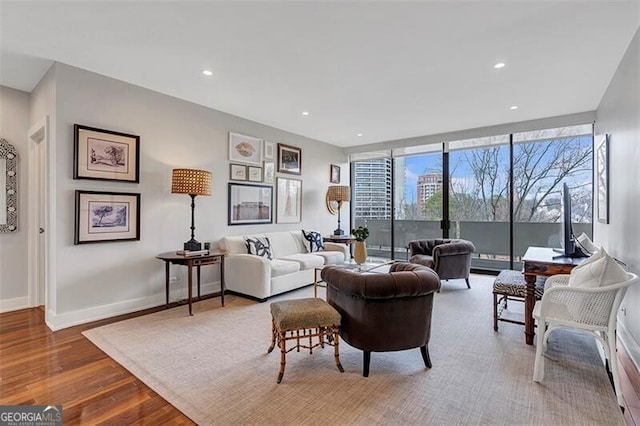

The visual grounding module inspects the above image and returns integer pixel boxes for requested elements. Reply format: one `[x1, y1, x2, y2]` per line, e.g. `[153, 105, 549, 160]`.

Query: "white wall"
[0, 86, 30, 311]
[595, 28, 640, 367]
[31, 63, 346, 328]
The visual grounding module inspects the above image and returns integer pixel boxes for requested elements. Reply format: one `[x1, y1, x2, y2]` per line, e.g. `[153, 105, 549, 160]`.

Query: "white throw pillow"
[568, 249, 628, 288]
[571, 247, 604, 272]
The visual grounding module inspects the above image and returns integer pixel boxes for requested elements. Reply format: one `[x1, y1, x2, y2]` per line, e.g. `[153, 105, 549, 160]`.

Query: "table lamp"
[172, 168, 212, 251]
[327, 185, 350, 236]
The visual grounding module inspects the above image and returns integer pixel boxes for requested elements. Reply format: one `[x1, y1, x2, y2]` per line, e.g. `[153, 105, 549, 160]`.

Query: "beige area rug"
[83, 275, 624, 425]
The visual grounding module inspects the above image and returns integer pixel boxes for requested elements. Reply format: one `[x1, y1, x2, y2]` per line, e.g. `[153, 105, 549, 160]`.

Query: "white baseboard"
[618, 320, 640, 372]
[0, 296, 30, 313]
[46, 281, 222, 331]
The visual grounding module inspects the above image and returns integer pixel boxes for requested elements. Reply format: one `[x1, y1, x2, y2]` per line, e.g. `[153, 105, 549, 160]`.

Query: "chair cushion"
[270, 298, 341, 331]
[302, 230, 324, 252]
[409, 254, 434, 269]
[568, 249, 627, 288]
[270, 259, 300, 277]
[279, 253, 324, 270]
[245, 236, 273, 260]
[493, 270, 545, 299]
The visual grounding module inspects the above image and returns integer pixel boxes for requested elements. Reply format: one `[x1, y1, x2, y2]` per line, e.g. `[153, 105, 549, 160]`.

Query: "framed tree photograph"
[597, 134, 610, 224]
[276, 177, 302, 223]
[277, 143, 302, 175]
[74, 124, 140, 183]
[263, 160, 275, 184]
[229, 163, 247, 181]
[248, 166, 263, 182]
[330, 164, 340, 183]
[229, 132, 262, 165]
[228, 183, 273, 225]
[74, 190, 140, 244]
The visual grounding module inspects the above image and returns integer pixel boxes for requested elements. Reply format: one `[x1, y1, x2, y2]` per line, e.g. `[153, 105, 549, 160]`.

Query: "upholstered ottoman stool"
[267, 298, 344, 383]
[493, 270, 546, 331]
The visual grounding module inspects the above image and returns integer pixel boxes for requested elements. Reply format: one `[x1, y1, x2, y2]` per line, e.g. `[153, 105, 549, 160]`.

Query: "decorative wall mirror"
[0, 138, 18, 232]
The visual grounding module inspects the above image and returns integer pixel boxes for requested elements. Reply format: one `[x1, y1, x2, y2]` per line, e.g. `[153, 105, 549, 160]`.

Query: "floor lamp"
[171, 168, 212, 251]
[327, 185, 350, 236]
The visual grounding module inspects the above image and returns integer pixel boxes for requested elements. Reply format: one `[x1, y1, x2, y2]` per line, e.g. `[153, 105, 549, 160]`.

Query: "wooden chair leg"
[333, 326, 344, 373]
[267, 319, 277, 353]
[277, 331, 286, 383]
[493, 293, 499, 331]
[363, 351, 371, 377]
[420, 345, 432, 368]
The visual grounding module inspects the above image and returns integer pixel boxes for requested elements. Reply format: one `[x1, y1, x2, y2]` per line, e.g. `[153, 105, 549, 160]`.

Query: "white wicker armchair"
[532, 272, 639, 407]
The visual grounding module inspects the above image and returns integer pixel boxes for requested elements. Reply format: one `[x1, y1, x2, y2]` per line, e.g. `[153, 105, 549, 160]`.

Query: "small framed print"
[597, 134, 610, 224]
[277, 143, 302, 175]
[229, 132, 263, 165]
[263, 160, 275, 184]
[229, 163, 247, 181]
[74, 124, 140, 183]
[74, 190, 140, 244]
[264, 140, 275, 160]
[248, 166, 263, 182]
[330, 164, 340, 184]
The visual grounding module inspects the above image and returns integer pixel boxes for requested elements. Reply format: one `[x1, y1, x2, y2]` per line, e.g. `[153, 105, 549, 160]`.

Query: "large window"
[350, 124, 593, 270]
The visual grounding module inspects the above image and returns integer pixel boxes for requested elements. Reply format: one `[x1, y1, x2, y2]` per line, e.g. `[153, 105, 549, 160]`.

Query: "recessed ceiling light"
[202, 70, 213, 76]
[301, 111, 309, 116]
[510, 105, 518, 110]
[357, 133, 363, 137]
[494, 62, 506, 69]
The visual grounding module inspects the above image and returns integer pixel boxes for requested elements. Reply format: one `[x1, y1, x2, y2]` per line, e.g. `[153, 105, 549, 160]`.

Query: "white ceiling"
[1, 1, 638, 148]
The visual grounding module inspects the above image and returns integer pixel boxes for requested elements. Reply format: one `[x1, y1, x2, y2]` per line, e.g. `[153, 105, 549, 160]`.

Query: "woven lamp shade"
[171, 168, 212, 196]
[327, 185, 350, 202]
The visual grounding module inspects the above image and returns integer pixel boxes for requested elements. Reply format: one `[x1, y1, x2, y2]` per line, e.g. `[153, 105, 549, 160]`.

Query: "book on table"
[176, 249, 209, 257]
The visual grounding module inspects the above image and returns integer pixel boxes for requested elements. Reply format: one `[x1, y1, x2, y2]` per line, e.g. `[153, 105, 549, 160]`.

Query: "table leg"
[197, 265, 202, 300]
[220, 256, 225, 307]
[314, 268, 319, 297]
[165, 262, 170, 308]
[524, 273, 537, 345]
[187, 264, 193, 316]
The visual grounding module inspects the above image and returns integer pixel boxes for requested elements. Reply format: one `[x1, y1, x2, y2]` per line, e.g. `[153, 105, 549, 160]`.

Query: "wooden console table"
[156, 251, 226, 316]
[521, 247, 585, 345]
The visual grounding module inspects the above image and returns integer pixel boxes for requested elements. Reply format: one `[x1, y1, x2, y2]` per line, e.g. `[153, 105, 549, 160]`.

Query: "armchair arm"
[432, 240, 475, 257]
[322, 242, 349, 259]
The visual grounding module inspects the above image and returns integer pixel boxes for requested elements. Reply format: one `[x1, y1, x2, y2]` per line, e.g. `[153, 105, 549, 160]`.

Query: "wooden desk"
[156, 251, 226, 316]
[522, 247, 585, 344]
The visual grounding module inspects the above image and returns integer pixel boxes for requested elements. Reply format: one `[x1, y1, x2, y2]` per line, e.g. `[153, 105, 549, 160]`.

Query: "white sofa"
[219, 230, 349, 301]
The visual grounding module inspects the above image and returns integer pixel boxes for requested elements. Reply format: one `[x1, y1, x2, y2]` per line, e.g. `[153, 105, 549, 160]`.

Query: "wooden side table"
[323, 235, 356, 245]
[156, 251, 226, 316]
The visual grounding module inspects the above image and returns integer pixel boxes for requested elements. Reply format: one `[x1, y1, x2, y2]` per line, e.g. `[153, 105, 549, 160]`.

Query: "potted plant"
[351, 226, 369, 265]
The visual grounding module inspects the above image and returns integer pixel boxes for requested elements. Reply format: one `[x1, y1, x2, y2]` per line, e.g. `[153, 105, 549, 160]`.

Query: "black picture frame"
[228, 183, 273, 225]
[74, 124, 140, 183]
[277, 143, 302, 175]
[74, 190, 141, 244]
[330, 164, 340, 183]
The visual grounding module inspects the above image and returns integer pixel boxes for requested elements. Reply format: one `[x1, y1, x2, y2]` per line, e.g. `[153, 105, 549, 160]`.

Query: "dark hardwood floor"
[1, 304, 639, 424]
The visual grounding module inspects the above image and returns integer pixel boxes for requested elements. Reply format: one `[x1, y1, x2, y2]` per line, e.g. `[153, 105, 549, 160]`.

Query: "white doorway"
[27, 117, 48, 310]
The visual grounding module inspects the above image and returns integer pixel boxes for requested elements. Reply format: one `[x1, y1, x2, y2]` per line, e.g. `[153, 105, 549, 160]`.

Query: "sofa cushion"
[271, 259, 300, 277]
[302, 230, 324, 252]
[279, 253, 324, 270]
[265, 232, 301, 258]
[313, 251, 345, 265]
[221, 235, 261, 255]
[245, 237, 273, 260]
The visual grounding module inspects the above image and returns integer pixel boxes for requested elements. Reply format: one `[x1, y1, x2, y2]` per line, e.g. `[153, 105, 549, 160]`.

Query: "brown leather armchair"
[407, 238, 475, 288]
[321, 262, 441, 377]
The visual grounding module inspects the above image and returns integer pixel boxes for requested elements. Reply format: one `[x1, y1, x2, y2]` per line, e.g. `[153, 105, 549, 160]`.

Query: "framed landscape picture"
[228, 183, 273, 225]
[229, 163, 247, 181]
[229, 132, 262, 166]
[74, 124, 140, 183]
[276, 177, 302, 223]
[277, 143, 302, 175]
[74, 190, 140, 244]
